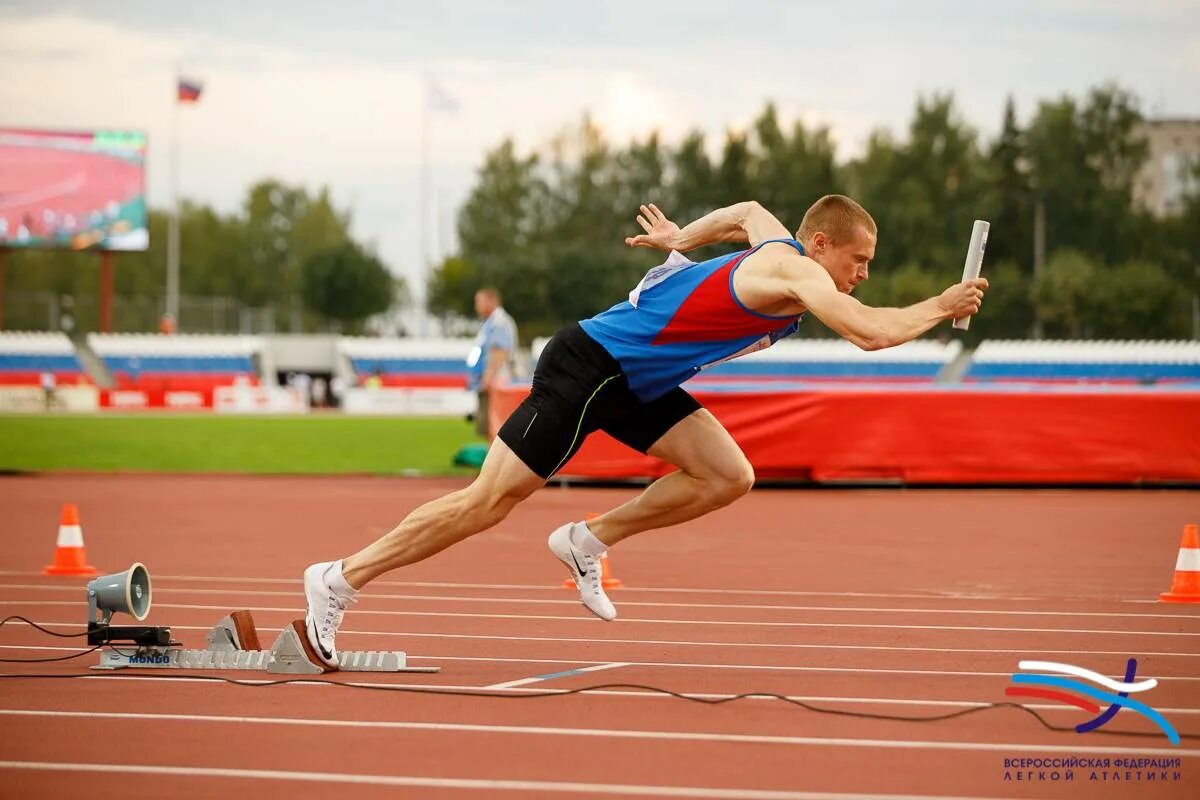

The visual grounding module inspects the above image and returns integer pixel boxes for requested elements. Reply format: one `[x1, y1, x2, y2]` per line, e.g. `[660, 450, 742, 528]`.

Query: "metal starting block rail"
[93, 610, 440, 674]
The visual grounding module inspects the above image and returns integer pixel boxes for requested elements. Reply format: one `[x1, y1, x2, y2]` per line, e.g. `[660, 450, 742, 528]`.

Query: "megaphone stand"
[87, 604, 173, 647]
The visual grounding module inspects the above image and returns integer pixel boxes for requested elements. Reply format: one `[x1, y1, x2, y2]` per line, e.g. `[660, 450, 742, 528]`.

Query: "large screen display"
[0, 128, 148, 251]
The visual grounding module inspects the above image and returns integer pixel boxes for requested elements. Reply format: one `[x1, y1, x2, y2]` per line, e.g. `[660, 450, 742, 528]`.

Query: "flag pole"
[167, 71, 181, 328]
[418, 74, 431, 337]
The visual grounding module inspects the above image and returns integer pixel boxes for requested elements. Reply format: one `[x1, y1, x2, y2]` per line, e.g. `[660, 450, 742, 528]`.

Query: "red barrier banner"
[99, 388, 214, 410]
[491, 384, 1200, 484]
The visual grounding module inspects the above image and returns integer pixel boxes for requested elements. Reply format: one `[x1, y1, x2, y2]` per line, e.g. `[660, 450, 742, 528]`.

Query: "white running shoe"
[548, 522, 617, 621]
[303, 561, 354, 668]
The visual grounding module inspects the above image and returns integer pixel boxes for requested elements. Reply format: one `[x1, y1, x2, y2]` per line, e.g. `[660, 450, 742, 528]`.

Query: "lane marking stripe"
[0, 760, 1036, 799]
[3, 600, 1194, 637]
[0, 714, 1194, 758]
[6, 675, 1199, 715]
[4, 633, 1199, 659]
[486, 661, 630, 689]
[9, 622, 1200, 681]
[0, 582, 1188, 620]
[0, 571, 1070, 601]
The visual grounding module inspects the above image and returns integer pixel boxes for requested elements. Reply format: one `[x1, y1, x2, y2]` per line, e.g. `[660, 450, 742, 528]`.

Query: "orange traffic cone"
[1160, 524, 1200, 604]
[562, 513, 623, 590]
[43, 503, 97, 576]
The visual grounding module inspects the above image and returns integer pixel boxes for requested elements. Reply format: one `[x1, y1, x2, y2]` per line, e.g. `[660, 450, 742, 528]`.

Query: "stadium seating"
[694, 338, 961, 382]
[530, 336, 961, 383]
[966, 340, 1200, 384]
[87, 334, 262, 394]
[0, 331, 86, 386]
[338, 337, 474, 388]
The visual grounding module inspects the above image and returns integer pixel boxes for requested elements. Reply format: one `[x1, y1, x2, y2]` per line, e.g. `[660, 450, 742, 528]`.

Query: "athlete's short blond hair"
[795, 195, 877, 247]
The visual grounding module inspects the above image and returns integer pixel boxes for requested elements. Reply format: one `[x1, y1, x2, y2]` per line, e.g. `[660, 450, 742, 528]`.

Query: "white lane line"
[4, 600, 1195, 637]
[6, 626, 1199, 659]
[6, 625, 1200, 682]
[0, 583, 1188, 620]
[0, 571, 1051, 601]
[7, 674, 1199, 715]
[0, 761, 1026, 800]
[0, 172, 87, 209]
[484, 661, 630, 690]
[0, 711, 1194, 757]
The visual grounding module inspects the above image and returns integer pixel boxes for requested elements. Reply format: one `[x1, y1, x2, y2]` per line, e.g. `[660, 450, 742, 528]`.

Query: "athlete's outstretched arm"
[625, 202, 791, 252]
[788, 259, 988, 350]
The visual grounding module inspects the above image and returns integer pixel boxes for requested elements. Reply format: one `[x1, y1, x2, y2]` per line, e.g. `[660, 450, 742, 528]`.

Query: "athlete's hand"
[938, 278, 989, 320]
[625, 204, 680, 251]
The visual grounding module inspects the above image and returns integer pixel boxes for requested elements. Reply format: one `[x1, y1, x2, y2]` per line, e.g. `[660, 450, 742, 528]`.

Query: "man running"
[302, 194, 988, 668]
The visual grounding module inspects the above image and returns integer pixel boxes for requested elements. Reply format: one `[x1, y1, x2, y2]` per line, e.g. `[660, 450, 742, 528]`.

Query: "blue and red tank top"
[580, 238, 805, 401]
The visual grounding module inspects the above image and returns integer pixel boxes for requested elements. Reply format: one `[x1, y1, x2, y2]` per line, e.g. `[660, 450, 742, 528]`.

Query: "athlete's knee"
[461, 481, 531, 529]
[706, 458, 755, 505]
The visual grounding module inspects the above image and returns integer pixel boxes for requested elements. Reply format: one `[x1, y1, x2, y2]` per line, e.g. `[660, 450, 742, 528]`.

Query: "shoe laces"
[579, 552, 602, 593]
[319, 592, 351, 638]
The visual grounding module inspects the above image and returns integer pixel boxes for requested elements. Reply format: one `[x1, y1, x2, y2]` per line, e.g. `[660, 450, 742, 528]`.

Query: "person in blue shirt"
[299, 195, 989, 669]
[467, 287, 518, 441]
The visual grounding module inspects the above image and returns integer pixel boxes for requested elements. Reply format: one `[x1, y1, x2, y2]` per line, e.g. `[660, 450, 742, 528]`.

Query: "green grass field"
[0, 414, 486, 475]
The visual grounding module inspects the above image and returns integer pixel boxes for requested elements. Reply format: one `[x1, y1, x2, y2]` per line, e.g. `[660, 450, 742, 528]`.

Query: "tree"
[844, 94, 984, 338]
[300, 242, 398, 331]
[972, 260, 1035, 340]
[1031, 249, 1098, 338]
[613, 132, 667, 218]
[669, 131, 719, 222]
[750, 103, 841, 228]
[715, 131, 753, 209]
[176, 203, 248, 299]
[985, 96, 1033, 270]
[427, 255, 479, 322]
[454, 138, 546, 327]
[242, 180, 351, 307]
[901, 94, 989, 271]
[1026, 85, 1148, 264]
[1090, 261, 1190, 339]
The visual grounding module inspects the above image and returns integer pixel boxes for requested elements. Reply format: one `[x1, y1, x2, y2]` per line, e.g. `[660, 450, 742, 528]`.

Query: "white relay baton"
[952, 220, 990, 332]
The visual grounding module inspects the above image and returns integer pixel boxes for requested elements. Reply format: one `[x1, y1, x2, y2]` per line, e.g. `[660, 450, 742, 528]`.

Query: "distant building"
[1134, 119, 1200, 217]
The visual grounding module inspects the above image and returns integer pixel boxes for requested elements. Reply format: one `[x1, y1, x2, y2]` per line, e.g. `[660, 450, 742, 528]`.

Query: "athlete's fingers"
[649, 203, 666, 222]
[640, 205, 655, 222]
[637, 215, 652, 232]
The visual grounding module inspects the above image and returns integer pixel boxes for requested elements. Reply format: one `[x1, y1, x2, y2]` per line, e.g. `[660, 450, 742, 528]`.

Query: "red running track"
[0, 144, 142, 238]
[1, 475, 1198, 799]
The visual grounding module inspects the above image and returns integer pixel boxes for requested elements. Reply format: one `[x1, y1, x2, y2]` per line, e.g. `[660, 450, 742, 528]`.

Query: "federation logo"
[1005, 659, 1180, 746]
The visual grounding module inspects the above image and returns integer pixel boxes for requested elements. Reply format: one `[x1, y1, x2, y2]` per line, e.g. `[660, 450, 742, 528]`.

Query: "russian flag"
[177, 78, 203, 104]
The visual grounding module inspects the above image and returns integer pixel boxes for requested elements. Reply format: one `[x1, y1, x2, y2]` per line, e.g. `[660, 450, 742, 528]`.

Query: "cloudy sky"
[1, 0, 1197, 302]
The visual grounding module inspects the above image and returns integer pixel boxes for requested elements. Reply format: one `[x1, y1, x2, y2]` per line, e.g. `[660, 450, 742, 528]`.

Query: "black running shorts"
[498, 323, 701, 479]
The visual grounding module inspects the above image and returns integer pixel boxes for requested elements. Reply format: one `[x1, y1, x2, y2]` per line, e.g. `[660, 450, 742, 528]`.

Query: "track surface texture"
[2, 475, 1197, 799]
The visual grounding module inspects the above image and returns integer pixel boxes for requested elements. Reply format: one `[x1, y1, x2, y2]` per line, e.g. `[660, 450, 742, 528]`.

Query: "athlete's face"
[808, 226, 876, 294]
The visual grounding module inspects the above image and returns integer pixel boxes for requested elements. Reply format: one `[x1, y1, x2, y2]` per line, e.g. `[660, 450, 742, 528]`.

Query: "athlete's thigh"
[472, 434, 548, 502]
[645, 406, 752, 481]
[495, 326, 619, 479]
[600, 386, 700, 456]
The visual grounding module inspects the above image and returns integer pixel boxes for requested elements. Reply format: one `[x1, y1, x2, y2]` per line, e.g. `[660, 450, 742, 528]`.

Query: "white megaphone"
[86, 563, 170, 646]
[87, 562, 152, 624]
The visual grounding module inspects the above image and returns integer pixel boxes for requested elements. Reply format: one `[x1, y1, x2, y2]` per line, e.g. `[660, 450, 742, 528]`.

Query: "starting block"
[94, 610, 440, 674]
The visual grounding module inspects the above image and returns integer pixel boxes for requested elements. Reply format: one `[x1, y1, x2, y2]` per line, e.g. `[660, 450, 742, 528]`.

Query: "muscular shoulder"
[741, 240, 810, 278]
